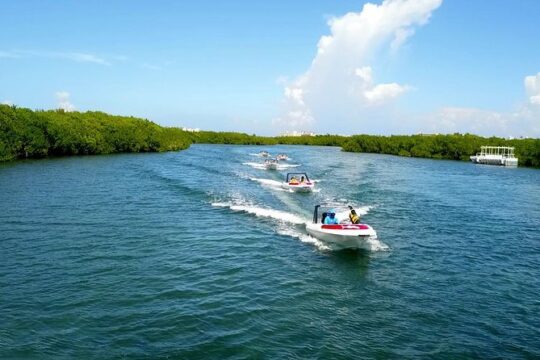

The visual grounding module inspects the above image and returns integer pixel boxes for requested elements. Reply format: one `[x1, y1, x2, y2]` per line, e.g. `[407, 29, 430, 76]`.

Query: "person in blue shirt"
[324, 209, 339, 224]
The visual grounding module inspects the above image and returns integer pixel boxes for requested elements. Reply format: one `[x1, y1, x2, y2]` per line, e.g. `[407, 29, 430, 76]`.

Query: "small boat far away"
[276, 154, 289, 161]
[281, 172, 314, 192]
[306, 205, 377, 250]
[264, 158, 279, 170]
[259, 151, 270, 158]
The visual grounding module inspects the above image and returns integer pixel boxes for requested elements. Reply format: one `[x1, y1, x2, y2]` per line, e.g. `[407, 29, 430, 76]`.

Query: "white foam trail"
[250, 178, 283, 187]
[250, 178, 290, 192]
[212, 202, 306, 225]
[243, 162, 301, 171]
[212, 202, 388, 252]
[243, 162, 267, 169]
[234, 171, 252, 180]
[364, 236, 389, 251]
[277, 164, 300, 169]
[276, 227, 330, 251]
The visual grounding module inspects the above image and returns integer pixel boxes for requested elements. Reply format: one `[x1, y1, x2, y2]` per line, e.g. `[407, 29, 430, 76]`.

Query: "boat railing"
[477, 146, 516, 158]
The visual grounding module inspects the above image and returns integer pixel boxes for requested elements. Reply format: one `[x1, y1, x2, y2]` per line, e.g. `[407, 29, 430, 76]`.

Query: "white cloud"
[0, 50, 111, 65]
[364, 82, 408, 103]
[360, 73, 540, 138]
[429, 107, 510, 134]
[276, 0, 443, 130]
[55, 91, 76, 112]
[63, 52, 109, 65]
[423, 105, 540, 138]
[418, 73, 540, 137]
[525, 72, 540, 105]
[354, 66, 409, 104]
[1, 100, 13, 105]
[391, 27, 415, 51]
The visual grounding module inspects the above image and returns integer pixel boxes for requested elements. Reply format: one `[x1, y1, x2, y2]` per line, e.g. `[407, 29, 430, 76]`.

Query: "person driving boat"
[323, 209, 339, 224]
[289, 176, 299, 184]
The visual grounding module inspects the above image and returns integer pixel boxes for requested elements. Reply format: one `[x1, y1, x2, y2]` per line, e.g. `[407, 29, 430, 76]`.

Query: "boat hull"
[281, 183, 314, 192]
[305, 223, 377, 250]
[265, 164, 278, 170]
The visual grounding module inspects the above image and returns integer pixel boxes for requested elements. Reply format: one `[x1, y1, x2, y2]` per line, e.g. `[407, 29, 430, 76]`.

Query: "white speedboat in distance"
[264, 159, 279, 170]
[259, 151, 270, 157]
[276, 154, 289, 161]
[306, 205, 377, 250]
[281, 172, 314, 193]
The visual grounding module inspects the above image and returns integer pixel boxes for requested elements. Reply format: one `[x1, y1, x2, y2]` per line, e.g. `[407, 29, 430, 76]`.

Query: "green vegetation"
[0, 105, 191, 162]
[341, 134, 540, 168]
[189, 131, 276, 145]
[189, 131, 539, 167]
[1, 105, 538, 167]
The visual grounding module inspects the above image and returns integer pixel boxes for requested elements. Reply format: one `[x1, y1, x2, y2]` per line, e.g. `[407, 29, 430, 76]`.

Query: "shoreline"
[1, 105, 539, 168]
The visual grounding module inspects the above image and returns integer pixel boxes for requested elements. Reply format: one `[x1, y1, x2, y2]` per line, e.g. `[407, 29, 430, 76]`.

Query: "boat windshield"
[287, 173, 309, 183]
[314, 205, 359, 224]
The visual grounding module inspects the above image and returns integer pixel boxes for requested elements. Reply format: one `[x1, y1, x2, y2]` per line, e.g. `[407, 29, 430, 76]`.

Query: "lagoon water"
[1, 144, 539, 358]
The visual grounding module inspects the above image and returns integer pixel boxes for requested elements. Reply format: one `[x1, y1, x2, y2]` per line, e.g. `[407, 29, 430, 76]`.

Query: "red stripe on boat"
[321, 224, 369, 230]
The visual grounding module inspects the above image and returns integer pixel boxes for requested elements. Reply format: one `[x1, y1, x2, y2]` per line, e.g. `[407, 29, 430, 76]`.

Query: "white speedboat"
[276, 154, 289, 161]
[259, 151, 270, 157]
[281, 172, 314, 193]
[305, 205, 377, 250]
[264, 159, 278, 170]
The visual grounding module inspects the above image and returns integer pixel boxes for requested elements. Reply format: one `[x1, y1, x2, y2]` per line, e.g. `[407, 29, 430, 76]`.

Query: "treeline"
[188, 131, 539, 167]
[1, 105, 539, 167]
[188, 131, 276, 145]
[341, 134, 540, 167]
[0, 105, 191, 161]
[188, 131, 346, 147]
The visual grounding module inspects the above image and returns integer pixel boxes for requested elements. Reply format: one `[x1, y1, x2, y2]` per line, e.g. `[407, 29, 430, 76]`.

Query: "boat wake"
[212, 201, 306, 224]
[250, 178, 285, 189]
[243, 162, 301, 170]
[276, 226, 331, 251]
[250, 177, 321, 193]
[211, 201, 388, 252]
[249, 153, 293, 161]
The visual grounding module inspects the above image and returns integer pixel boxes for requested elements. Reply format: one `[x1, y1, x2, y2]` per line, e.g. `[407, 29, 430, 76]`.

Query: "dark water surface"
[1, 145, 539, 359]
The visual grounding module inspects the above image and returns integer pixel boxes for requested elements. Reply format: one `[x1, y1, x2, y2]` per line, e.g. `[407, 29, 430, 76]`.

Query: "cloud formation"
[0, 50, 110, 65]
[525, 72, 540, 105]
[275, 0, 443, 130]
[422, 73, 540, 137]
[56, 91, 76, 112]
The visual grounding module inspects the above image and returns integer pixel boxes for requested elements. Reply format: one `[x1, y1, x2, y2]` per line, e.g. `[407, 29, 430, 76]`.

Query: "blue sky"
[1, 0, 539, 136]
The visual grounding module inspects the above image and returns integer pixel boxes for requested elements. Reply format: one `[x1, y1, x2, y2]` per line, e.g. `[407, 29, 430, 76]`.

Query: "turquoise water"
[1, 144, 539, 358]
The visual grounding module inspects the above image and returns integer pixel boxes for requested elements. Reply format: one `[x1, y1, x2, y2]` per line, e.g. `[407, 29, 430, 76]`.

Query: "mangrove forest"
[1, 105, 539, 167]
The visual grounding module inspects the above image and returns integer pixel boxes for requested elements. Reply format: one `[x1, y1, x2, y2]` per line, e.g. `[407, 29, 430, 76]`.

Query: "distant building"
[182, 127, 200, 132]
[280, 130, 316, 137]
